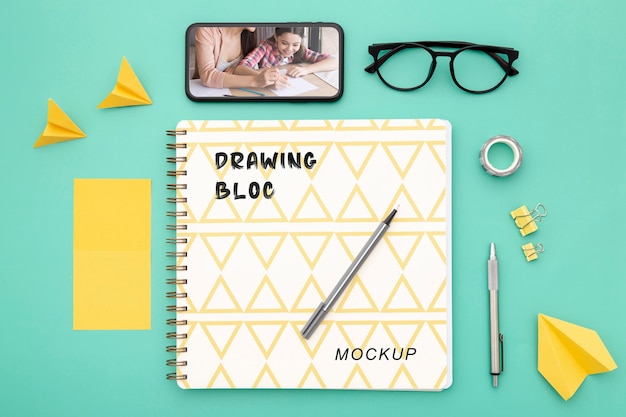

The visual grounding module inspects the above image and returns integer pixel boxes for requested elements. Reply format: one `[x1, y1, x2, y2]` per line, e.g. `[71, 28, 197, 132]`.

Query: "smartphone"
[186, 22, 343, 102]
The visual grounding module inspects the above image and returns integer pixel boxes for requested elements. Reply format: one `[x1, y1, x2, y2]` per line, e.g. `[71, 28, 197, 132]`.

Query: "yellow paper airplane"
[97, 56, 152, 108]
[538, 314, 617, 400]
[34, 99, 86, 148]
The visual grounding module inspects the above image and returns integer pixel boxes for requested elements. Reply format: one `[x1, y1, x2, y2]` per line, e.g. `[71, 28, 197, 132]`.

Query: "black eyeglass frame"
[365, 41, 520, 94]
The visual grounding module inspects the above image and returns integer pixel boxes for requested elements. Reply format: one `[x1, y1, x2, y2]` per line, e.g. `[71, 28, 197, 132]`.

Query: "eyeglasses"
[365, 41, 519, 94]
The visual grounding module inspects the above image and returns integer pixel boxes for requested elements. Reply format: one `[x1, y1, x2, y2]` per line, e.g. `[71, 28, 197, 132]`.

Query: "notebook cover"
[168, 119, 452, 390]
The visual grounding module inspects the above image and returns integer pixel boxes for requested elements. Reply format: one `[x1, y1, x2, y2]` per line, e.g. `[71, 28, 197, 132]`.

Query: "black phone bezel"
[185, 22, 344, 103]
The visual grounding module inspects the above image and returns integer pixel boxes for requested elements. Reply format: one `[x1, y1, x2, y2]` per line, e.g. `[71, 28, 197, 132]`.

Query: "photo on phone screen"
[186, 23, 343, 102]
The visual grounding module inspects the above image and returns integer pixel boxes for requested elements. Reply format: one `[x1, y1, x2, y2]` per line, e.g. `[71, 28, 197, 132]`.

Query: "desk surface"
[188, 67, 339, 99]
[2, 1, 625, 417]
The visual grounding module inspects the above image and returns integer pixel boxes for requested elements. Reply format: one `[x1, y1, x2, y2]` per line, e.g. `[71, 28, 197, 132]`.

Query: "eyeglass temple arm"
[364, 41, 434, 73]
[364, 44, 405, 73]
[484, 51, 519, 76]
[365, 42, 519, 76]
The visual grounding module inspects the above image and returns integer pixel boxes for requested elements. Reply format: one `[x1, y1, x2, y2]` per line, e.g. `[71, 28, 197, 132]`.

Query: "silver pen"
[488, 242, 504, 387]
[300, 208, 397, 339]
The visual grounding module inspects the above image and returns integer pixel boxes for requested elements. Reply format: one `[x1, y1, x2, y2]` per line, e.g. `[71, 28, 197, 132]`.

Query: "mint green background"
[2, 0, 625, 416]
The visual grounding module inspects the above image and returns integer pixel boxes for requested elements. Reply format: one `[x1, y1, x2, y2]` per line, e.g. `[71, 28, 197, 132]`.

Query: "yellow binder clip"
[511, 203, 547, 236]
[522, 242, 544, 262]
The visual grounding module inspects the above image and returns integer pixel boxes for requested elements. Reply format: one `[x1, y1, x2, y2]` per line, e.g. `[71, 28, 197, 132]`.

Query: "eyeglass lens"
[375, 46, 511, 92]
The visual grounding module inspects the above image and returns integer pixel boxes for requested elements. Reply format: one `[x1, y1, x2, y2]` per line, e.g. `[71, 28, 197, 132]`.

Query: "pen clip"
[499, 333, 505, 373]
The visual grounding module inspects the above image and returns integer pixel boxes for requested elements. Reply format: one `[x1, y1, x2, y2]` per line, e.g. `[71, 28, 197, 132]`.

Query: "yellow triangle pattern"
[290, 185, 333, 222]
[383, 232, 424, 269]
[336, 186, 378, 222]
[335, 119, 379, 130]
[336, 142, 378, 178]
[426, 280, 448, 313]
[433, 366, 450, 389]
[335, 322, 379, 350]
[335, 278, 379, 312]
[381, 119, 426, 130]
[388, 184, 425, 222]
[199, 322, 243, 359]
[292, 321, 333, 358]
[245, 233, 288, 270]
[426, 141, 447, 172]
[336, 232, 374, 260]
[298, 364, 327, 388]
[343, 365, 372, 389]
[200, 196, 243, 223]
[253, 364, 281, 388]
[208, 364, 236, 388]
[244, 120, 289, 132]
[290, 275, 327, 312]
[382, 276, 426, 312]
[174, 119, 450, 389]
[245, 321, 288, 359]
[200, 233, 242, 269]
[381, 321, 425, 351]
[426, 190, 447, 222]
[291, 233, 333, 269]
[291, 142, 333, 179]
[389, 364, 419, 389]
[427, 321, 449, 354]
[245, 276, 288, 313]
[427, 232, 447, 263]
[381, 141, 424, 178]
[246, 195, 288, 222]
[291, 119, 335, 130]
[200, 275, 243, 313]
[198, 120, 244, 131]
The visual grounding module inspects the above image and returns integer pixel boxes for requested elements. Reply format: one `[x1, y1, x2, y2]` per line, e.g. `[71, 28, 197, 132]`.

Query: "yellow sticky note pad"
[73, 179, 151, 330]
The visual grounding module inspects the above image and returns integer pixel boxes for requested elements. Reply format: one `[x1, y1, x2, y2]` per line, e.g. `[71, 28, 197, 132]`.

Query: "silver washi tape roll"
[479, 135, 523, 177]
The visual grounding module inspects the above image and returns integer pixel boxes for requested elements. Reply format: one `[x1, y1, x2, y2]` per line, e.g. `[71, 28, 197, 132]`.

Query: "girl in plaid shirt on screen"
[236, 27, 337, 78]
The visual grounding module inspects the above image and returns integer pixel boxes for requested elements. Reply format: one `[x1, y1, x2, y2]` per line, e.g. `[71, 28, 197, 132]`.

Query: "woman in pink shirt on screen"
[194, 26, 288, 89]
[235, 27, 337, 78]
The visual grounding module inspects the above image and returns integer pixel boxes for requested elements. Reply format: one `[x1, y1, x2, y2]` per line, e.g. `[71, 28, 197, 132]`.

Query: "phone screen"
[186, 23, 343, 102]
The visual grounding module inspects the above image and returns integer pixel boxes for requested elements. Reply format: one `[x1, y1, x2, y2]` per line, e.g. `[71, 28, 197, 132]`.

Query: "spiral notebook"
[166, 119, 452, 390]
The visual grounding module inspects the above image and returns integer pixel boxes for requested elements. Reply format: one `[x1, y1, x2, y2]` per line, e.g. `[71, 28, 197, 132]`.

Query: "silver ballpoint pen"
[300, 208, 397, 339]
[488, 242, 504, 387]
